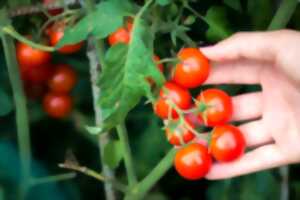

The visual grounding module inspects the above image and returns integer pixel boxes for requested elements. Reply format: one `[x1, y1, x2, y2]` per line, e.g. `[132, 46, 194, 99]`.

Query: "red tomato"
[210, 125, 246, 162]
[21, 64, 54, 83]
[154, 82, 192, 119]
[16, 40, 51, 68]
[48, 26, 84, 54]
[43, 0, 64, 16]
[108, 22, 133, 46]
[172, 48, 210, 88]
[43, 92, 73, 118]
[48, 64, 77, 93]
[166, 118, 195, 146]
[175, 143, 212, 180]
[196, 89, 233, 126]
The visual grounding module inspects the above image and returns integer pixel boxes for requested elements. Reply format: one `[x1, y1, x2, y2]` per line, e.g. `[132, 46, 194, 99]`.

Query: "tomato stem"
[124, 148, 177, 200]
[0, 9, 32, 199]
[116, 123, 138, 186]
[2, 25, 55, 51]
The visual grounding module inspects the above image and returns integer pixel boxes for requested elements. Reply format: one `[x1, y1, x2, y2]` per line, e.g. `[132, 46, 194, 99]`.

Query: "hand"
[200, 30, 300, 179]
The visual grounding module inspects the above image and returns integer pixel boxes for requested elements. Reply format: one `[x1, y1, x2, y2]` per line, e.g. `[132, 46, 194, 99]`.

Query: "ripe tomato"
[196, 89, 233, 126]
[48, 25, 84, 54]
[175, 143, 212, 180]
[21, 64, 54, 83]
[154, 82, 192, 119]
[172, 48, 210, 88]
[43, 0, 64, 16]
[43, 92, 72, 118]
[166, 118, 195, 146]
[210, 125, 246, 162]
[108, 22, 133, 46]
[48, 64, 77, 93]
[16, 40, 51, 68]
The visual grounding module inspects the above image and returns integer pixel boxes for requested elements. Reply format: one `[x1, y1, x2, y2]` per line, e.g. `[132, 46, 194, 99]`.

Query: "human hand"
[200, 30, 300, 179]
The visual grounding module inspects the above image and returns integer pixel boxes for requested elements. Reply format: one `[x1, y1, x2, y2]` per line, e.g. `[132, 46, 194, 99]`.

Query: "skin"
[199, 30, 300, 179]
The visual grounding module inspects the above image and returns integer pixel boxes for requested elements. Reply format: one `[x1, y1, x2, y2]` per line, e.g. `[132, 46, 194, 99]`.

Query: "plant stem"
[124, 148, 177, 200]
[0, 9, 31, 199]
[2, 26, 54, 51]
[59, 163, 127, 193]
[268, 0, 298, 30]
[84, 0, 116, 199]
[116, 123, 138, 187]
[30, 173, 76, 186]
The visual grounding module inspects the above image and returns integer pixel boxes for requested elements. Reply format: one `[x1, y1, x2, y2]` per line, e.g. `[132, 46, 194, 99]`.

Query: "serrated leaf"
[224, 0, 242, 11]
[204, 6, 232, 42]
[0, 88, 12, 116]
[103, 140, 123, 169]
[98, 19, 164, 131]
[56, 0, 134, 48]
[156, 0, 171, 6]
[85, 126, 102, 135]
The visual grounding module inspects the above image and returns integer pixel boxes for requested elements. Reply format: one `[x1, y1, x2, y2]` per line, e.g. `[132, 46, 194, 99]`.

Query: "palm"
[199, 30, 300, 179]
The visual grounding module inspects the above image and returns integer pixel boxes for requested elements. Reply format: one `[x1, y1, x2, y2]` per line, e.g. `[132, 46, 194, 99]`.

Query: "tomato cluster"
[108, 21, 246, 180]
[17, 22, 83, 119]
[150, 47, 246, 181]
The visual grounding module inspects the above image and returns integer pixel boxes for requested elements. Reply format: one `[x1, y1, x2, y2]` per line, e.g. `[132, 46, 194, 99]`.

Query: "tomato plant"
[108, 22, 133, 46]
[210, 125, 246, 162]
[175, 143, 212, 180]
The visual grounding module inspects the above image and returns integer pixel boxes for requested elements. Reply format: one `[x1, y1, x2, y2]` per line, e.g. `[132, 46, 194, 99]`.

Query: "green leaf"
[204, 6, 232, 42]
[103, 140, 123, 169]
[85, 126, 102, 135]
[56, 0, 134, 48]
[0, 88, 12, 116]
[98, 19, 164, 131]
[156, 0, 171, 6]
[224, 0, 242, 11]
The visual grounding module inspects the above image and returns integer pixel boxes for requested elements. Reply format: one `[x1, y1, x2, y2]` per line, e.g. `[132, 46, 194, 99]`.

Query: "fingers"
[201, 31, 279, 62]
[205, 60, 263, 84]
[238, 120, 273, 147]
[232, 92, 263, 121]
[206, 144, 287, 180]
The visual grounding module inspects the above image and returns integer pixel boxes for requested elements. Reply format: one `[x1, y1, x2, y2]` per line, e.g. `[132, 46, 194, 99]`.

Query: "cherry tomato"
[48, 25, 84, 54]
[196, 89, 233, 126]
[108, 22, 133, 46]
[172, 48, 210, 88]
[21, 64, 54, 83]
[154, 82, 192, 119]
[16, 40, 51, 68]
[43, 92, 72, 118]
[210, 125, 246, 162]
[166, 118, 195, 146]
[48, 64, 77, 93]
[43, 0, 64, 16]
[175, 143, 212, 180]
